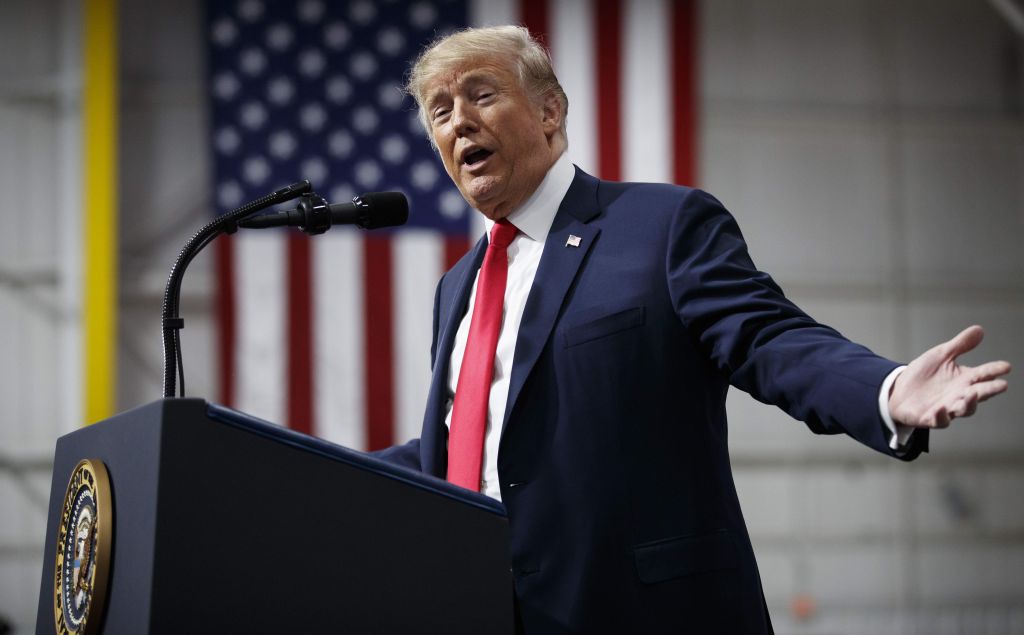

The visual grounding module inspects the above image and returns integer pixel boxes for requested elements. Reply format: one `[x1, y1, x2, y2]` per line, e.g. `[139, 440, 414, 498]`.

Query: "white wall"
[0, 0, 1021, 632]
[702, 1, 1024, 632]
[0, 0, 82, 630]
[118, 0, 215, 409]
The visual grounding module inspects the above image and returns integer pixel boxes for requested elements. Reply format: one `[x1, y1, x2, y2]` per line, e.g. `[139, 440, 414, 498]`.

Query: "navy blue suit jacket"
[376, 168, 926, 633]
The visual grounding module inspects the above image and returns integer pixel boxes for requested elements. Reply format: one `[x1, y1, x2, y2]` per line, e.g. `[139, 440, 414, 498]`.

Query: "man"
[375, 26, 1011, 633]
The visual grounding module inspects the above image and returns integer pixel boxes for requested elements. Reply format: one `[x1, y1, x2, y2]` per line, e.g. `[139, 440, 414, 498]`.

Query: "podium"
[35, 399, 513, 633]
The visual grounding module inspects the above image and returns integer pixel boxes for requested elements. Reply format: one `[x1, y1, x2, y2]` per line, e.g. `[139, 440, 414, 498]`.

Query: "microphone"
[238, 191, 409, 235]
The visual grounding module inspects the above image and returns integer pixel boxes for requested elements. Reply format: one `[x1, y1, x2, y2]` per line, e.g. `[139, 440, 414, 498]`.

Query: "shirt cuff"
[879, 365, 914, 451]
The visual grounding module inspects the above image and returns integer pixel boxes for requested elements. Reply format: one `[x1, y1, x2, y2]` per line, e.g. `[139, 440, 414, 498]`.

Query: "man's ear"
[540, 92, 563, 137]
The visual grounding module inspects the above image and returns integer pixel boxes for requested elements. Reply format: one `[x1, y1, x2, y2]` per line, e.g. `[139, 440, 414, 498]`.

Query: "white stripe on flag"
[394, 230, 445, 445]
[313, 228, 367, 450]
[623, 0, 672, 183]
[552, 0, 597, 176]
[234, 231, 286, 425]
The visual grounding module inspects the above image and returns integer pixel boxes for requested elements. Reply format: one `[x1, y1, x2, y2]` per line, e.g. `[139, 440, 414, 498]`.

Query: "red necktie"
[447, 219, 519, 491]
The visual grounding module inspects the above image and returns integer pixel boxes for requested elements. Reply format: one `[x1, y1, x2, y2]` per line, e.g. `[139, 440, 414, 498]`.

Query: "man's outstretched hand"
[889, 325, 1011, 429]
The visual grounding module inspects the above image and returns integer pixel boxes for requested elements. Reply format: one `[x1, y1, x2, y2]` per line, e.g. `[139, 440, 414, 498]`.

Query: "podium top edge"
[205, 401, 507, 517]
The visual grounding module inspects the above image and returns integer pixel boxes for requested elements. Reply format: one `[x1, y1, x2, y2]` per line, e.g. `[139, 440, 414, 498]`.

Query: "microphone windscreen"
[361, 191, 409, 228]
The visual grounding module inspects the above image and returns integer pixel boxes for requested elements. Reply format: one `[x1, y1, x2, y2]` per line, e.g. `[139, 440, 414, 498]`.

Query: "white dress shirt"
[444, 153, 912, 500]
[881, 366, 915, 450]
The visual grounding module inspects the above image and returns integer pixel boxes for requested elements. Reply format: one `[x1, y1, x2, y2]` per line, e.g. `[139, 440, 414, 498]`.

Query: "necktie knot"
[489, 219, 518, 249]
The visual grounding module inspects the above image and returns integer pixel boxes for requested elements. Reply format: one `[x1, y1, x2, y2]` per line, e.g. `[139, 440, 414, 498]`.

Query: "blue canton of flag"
[207, 0, 470, 231]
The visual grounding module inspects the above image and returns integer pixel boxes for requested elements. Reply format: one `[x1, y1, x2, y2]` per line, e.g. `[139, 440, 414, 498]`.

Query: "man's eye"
[432, 108, 450, 121]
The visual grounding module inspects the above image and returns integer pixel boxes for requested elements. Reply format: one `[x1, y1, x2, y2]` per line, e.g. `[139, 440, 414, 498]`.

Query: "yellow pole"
[82, 0, 118, 424]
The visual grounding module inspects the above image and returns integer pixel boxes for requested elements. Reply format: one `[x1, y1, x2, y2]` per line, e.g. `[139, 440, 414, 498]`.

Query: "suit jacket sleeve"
[667, 188, 927, 459]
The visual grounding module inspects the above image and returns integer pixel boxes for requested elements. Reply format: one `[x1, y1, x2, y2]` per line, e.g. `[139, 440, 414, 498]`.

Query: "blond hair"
[405, 25, 568, 140]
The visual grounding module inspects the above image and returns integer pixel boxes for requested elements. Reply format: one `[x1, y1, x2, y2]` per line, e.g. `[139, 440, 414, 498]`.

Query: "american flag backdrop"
[205, 0, 697, 451]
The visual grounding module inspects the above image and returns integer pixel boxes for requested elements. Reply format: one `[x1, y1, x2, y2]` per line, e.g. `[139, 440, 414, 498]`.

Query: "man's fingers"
[932, 405, 951, 428]
[941, 380, 1006, 422]
[941, 325, 985, 360]
[969, 360, 1013, 383]
[974, 378, 1009, 402]
[950, 392, 978, 418]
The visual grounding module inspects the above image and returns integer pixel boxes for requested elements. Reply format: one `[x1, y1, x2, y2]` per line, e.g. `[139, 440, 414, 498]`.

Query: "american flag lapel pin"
[566, 234, 582, 248]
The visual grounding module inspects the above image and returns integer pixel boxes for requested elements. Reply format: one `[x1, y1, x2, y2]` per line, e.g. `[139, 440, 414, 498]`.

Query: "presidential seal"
[53, 459, 112, 635]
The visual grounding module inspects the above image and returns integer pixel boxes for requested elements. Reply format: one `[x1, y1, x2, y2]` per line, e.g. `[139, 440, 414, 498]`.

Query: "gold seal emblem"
[53, 459, 112, 635]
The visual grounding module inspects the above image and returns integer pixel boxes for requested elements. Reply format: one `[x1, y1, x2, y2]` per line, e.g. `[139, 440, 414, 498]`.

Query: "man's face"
[423, 58, 559, 220]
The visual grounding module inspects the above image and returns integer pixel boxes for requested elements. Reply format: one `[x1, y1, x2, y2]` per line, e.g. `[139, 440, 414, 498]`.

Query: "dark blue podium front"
[36, 398, 513, 634]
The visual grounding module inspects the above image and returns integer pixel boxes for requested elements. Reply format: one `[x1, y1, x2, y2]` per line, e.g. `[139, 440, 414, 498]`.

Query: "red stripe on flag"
[215, 235, 236, 407]
[287, 234, 314, 435]
[520, 0, 549, 50]
[445, 234, 471, 271]
[363, 235, 395, 450]
[672, 0, 698, 186]
[595, 0, 622, 181]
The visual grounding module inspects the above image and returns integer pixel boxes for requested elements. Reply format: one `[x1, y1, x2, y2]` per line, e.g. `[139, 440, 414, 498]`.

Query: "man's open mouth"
[463, 148, 493, 166]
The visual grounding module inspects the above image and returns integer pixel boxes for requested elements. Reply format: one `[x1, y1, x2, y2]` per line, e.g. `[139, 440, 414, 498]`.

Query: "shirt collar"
[482, 152, 574, 243]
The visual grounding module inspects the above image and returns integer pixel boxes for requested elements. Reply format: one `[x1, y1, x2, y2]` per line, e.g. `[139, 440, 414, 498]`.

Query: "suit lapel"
[421, 235, 487, 475]
[437, 236, 487, 364]
[501, 168, 602, 433]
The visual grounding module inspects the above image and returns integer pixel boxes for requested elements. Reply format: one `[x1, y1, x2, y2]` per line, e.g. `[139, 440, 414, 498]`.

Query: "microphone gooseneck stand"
[161, 180, 312, 399]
